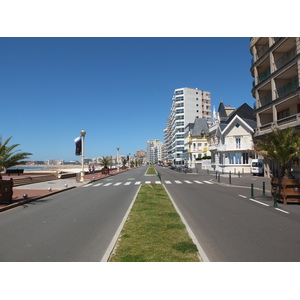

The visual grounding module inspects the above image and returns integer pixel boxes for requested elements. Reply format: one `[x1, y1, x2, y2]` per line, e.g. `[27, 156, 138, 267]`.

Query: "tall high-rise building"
[146, 139, 163, 163]
[250, 37, 300, 177]
[164, 87, 211, 165]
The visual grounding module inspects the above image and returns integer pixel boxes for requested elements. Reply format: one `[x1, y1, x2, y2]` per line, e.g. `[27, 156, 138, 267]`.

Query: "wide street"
[0, 165, 299, 262]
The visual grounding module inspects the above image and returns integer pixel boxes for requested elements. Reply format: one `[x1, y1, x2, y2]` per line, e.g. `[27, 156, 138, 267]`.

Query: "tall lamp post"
[80, 129, 86, 182]
[128, 153, 130, 169]
[116, 147, 120, 172]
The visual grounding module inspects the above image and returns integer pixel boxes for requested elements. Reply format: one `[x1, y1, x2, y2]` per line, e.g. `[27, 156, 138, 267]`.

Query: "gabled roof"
[221, 115, 255, 135]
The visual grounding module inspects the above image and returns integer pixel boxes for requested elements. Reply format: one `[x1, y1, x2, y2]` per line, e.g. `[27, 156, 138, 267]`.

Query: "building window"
[236, 137, 241, 149]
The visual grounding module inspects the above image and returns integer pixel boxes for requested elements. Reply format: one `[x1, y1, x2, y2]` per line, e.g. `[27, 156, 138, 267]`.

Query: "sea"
[8, 166, 55, 172]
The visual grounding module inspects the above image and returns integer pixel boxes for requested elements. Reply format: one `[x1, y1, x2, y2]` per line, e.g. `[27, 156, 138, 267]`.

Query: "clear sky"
[0, 37, 254, 161]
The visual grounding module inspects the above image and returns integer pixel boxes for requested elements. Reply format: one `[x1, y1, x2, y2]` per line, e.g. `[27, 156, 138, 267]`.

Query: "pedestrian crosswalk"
[83, 179, 214, 188]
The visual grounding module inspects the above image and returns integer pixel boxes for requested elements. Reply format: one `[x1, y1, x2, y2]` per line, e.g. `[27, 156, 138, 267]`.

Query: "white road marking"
[83, 184, 93, 187]
[155, 181, 162, 184]
[103, 183, 112, 186]
[194, 180, 203, 184]
[114, 182, 122, 186]
[184, 180, 192, 184]
[249, 198, 269, 206]
[165, 181, 172, 184]
[175, 180, 182, 184]
[145, 181, 151, 184]
[124, 182, 131, 185]
[94, 183, 103, 187]
[135, 181, 141, 185]
[275, 208, 289, 214]
[239, 195, 247, 198]
[203, 181, 213, 184]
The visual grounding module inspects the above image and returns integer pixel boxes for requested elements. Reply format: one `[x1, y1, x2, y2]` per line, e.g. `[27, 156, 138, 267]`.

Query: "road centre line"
[249, 198, 270, 206]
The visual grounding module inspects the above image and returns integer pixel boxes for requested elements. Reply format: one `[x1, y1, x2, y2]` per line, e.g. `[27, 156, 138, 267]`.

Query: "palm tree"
[99, 156, 112, 168]
[254, 127, 300, 179]
[0, 136, 32, 173]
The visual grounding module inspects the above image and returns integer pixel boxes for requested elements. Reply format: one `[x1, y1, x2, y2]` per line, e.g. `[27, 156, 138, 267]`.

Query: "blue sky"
[0, 37, 254, 161]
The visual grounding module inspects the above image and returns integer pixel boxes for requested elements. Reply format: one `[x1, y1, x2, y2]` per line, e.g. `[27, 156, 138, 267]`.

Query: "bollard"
[215, 171, 218, 179]
[238, 171, 240, 178]
[251, 183, 254, 199]
[273, 187, 278, 207]
[218, 173, 220, 183]
[229, 171, 231, 184]
[262, 182, 266, 196]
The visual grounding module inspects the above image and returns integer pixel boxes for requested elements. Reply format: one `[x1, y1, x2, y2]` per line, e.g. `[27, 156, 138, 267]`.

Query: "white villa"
[209, 103, 257, 173]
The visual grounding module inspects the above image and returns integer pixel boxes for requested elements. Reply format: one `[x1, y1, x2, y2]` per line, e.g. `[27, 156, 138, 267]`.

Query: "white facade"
[209, 115, 255, 173]
[164, 87, 211, 165]
[146, 139, 163, 163]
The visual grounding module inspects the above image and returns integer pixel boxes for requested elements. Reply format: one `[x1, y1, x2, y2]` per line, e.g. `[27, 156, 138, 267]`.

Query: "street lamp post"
[80, 129, 86, 182]
[128, 153, 130, 169]
[116, 147, 120, 172]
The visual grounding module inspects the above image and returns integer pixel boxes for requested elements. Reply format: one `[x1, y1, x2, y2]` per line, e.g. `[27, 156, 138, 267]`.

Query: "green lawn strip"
[109, 184, 200, 262]
[146, 167, 157, 175]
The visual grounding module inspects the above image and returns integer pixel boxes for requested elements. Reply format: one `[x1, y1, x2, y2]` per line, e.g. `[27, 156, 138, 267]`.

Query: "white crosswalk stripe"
[84, 179, 215, 187]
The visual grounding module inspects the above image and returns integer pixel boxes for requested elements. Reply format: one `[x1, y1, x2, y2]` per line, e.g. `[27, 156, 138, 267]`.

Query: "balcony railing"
[275, 46, 297, 69]
[259, 93, 272, 107]
[258, 68, 271, 83]
[257, 42, 269, 59]
[275, 77, 299, 98]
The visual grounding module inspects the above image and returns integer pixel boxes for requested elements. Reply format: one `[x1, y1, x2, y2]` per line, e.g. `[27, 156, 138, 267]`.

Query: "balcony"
[275, 77, 299, 99]
[275, 46, 297, 70]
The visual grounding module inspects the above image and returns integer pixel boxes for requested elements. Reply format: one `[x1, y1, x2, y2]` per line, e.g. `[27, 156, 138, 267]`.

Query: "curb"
[0, 186, 76, 213]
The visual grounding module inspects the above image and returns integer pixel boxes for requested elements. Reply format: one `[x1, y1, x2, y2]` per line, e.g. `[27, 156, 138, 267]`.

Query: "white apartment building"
[146, 139, 163, 163]
[164, 87, 211, 165]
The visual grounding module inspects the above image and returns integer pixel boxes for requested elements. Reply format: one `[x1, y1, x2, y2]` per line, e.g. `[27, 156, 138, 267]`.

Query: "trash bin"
[76, 173, 81, 182]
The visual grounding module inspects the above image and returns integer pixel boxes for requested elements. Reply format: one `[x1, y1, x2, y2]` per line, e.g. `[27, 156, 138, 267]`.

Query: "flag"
[74, 136, 82, 156]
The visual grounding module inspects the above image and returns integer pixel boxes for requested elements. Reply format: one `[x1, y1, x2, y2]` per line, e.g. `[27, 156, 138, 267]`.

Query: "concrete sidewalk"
[210, 173, 272, 194]
[0, 169, 126, 212]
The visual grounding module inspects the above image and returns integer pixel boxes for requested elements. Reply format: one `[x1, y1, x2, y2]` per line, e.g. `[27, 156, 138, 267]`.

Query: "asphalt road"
[157, 166, 300, 262]
[1, 165, 299, 262]
[0, 167, 148, 262]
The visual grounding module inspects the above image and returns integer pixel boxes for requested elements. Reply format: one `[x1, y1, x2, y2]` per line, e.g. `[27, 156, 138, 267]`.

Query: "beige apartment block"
[250, 37, 300, 177]
[250, 37, 300, 136]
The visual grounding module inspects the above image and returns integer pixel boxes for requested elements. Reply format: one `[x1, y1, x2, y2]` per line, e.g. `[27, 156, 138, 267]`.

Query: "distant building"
[164, 87, 211, 165]
[209, 102, 256, 173]
[146, 140, 163, 163]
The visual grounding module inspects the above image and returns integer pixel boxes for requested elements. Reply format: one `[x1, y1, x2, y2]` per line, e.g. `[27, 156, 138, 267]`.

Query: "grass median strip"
[146, 167, 157, 175]
[109, 184, 200, 262]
